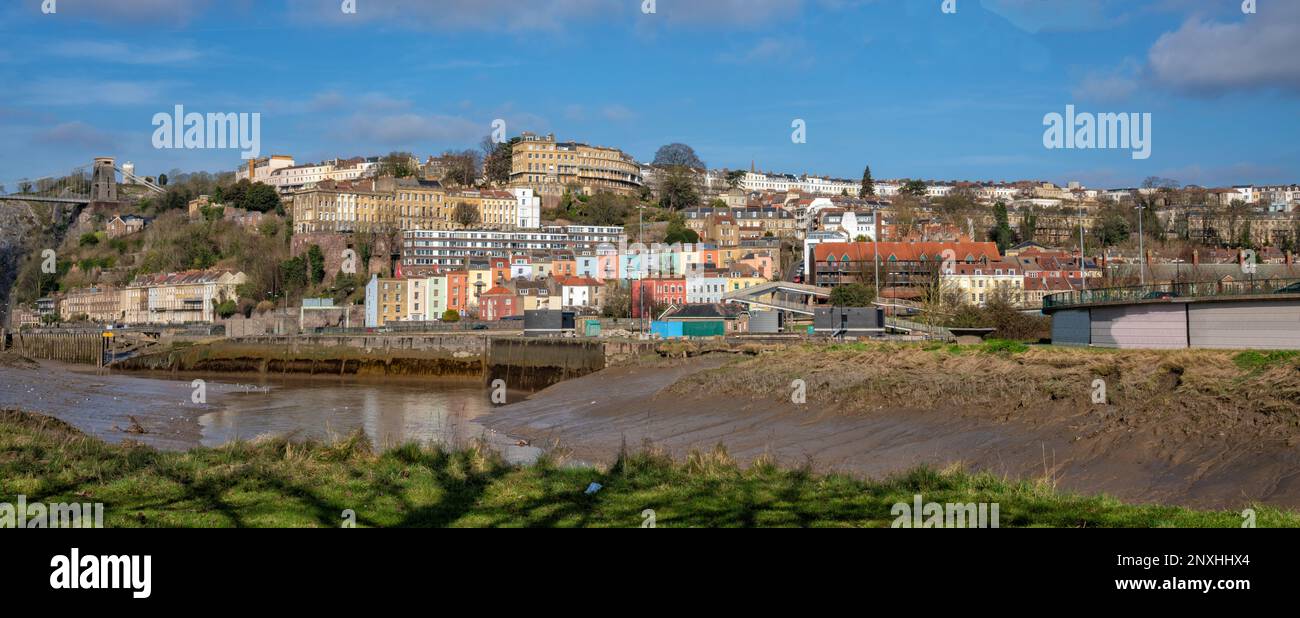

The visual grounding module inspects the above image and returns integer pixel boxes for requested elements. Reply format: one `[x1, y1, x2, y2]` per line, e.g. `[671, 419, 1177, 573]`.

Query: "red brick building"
[480, 285, 521, 321]
[631, 277, 687, 318]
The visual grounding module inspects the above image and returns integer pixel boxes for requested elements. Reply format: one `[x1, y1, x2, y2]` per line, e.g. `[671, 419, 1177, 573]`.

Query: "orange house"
[489, 257, 511, 288]
[699, 248, 721, 269]
[551, 252, 577, 278]
[446, 270, 469, 315]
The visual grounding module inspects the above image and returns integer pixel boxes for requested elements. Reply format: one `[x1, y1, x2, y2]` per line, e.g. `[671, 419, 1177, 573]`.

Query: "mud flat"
[483, 345, 1300, 510]
[0, 354, 536, 459]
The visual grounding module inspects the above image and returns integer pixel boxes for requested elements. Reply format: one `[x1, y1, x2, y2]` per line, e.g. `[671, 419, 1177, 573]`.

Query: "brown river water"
[0, 359, 541, 463]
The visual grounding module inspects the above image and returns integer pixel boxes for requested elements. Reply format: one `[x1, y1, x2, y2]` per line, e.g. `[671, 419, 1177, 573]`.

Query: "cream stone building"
[60, 286, 124, 322]
[122, 270, 247, 324]
[510, 132, 643, 197]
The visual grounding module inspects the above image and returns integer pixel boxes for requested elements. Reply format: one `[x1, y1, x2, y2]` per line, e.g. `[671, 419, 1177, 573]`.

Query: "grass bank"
[2, 409, 1293, 527]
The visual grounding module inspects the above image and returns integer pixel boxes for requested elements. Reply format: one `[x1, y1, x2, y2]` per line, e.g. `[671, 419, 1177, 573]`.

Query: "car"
[470, 324, 488, 330]
[1142, 291, 1179, 300]
[1274, 282, 1300, 294]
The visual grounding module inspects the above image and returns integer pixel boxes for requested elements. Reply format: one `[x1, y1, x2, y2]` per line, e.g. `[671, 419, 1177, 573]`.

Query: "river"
[0, 358, 541, 463]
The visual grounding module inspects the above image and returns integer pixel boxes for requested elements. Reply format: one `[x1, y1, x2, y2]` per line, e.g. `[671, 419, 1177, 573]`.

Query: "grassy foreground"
[2, 409, 1295, 528]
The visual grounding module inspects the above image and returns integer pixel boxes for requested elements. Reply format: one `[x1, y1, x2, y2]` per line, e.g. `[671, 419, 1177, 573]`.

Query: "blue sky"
[0, 0, 1297, 189]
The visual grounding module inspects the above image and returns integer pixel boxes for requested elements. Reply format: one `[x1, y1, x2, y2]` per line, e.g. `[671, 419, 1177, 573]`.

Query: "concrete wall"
[1189, 300, 1300, 349]
[1050, 309, 1091, 346]
[1091, 305, 1187, 349]
[1057, 299, 1300, 350]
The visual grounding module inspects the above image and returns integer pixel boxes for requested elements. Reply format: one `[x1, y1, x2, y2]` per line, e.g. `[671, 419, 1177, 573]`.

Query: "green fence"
[1043, 278, 1300, 310]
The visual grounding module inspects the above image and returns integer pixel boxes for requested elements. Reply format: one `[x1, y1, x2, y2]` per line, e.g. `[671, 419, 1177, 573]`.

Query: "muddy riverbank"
[0, 354, 538, 460]
[483, 349, 1300, 511]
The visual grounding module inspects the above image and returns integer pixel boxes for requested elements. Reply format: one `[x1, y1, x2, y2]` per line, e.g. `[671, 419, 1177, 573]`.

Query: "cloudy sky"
[0, 0, 1296, 188]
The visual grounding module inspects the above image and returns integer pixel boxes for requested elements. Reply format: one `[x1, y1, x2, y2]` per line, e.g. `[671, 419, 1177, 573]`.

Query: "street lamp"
[1135, 204, 1146, 285]
[872, 205, 880, 303]
[1078, 202, 1087, 292]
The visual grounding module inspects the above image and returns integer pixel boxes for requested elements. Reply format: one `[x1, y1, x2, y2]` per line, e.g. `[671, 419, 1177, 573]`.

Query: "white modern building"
[739, 171, 858, 196]
[512, 187, 541, 229]
[687, 275, 729, 304]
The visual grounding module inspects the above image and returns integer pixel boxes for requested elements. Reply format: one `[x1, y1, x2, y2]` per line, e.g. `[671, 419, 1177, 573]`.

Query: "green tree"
[307, 244, 326, 285]
[829, 283, 875, 307]
[1094, 212, 1131, 247]
[725, 169, 746, 189]
[664, 216, 700, 244]
[441, 309, 461, 322]
[859, 165, 875, 198]
[1018, 211, 1037, 243]
[241, 182, 281, 213]
[988, 201, 1014, 251]
[658, 166, 700, 210]
[214, 299, 238, 319]
[900, 179, 927, 196]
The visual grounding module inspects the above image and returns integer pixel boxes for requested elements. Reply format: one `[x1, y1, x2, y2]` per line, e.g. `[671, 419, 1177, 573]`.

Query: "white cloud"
[23, 78, 171, 106]
[33, 121, 120, 151]
[1071, 59, 1142, 103]
[601, 104, 636, 122]
[718, 37, 812, 65]
[23, 0, 217, 24]
[48, 40, 203, 65]
[979, 0, 1129, 33]
[1148, 6, 1300, 95]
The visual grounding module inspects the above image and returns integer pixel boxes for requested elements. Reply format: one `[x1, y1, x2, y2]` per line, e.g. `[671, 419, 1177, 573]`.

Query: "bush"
[441, 309, 461, 323]
[215, 299, 238, 319]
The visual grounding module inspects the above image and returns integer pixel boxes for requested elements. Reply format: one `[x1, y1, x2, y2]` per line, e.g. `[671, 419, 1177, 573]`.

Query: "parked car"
[1142, 291, 1179, 300]
[1274, 282, 1300, 294]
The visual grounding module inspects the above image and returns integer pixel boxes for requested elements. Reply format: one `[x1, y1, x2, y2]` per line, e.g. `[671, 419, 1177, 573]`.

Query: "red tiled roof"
[815, 241, 1001, 263]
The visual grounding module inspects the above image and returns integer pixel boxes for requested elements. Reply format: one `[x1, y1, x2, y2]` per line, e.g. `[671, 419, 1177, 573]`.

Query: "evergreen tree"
[859, 165, 875, 198]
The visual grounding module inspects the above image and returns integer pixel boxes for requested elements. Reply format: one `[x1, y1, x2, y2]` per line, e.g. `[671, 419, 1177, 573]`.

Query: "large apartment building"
[293, 180, 542, 234]
[401, 226, 625, 274]
[510, 132, 643, 197]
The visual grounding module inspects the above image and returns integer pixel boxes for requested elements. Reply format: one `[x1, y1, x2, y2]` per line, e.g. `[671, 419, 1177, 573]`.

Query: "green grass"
[3, 410, 1296, 528]
[1232, 350, 1300, 372]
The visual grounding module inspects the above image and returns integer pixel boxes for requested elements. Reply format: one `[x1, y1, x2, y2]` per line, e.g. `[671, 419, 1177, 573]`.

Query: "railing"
[1042, 278, 1300, 310]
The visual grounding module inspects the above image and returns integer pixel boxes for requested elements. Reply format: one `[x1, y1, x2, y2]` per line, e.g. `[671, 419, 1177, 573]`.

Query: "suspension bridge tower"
[90, 157, 118, 203]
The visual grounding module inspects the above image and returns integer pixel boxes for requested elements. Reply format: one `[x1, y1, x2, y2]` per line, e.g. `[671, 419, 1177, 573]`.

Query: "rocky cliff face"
[0, 201, 51, 327]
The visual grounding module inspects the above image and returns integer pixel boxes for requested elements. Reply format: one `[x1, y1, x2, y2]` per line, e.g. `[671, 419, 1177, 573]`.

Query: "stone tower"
[90, 157, 118, 203]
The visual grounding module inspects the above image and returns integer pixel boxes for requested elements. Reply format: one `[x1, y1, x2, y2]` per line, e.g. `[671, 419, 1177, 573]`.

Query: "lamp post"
[872, 206, 880, 303]
[1136, 204, 1146, 285]
[1079, 202, 1087, 292]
